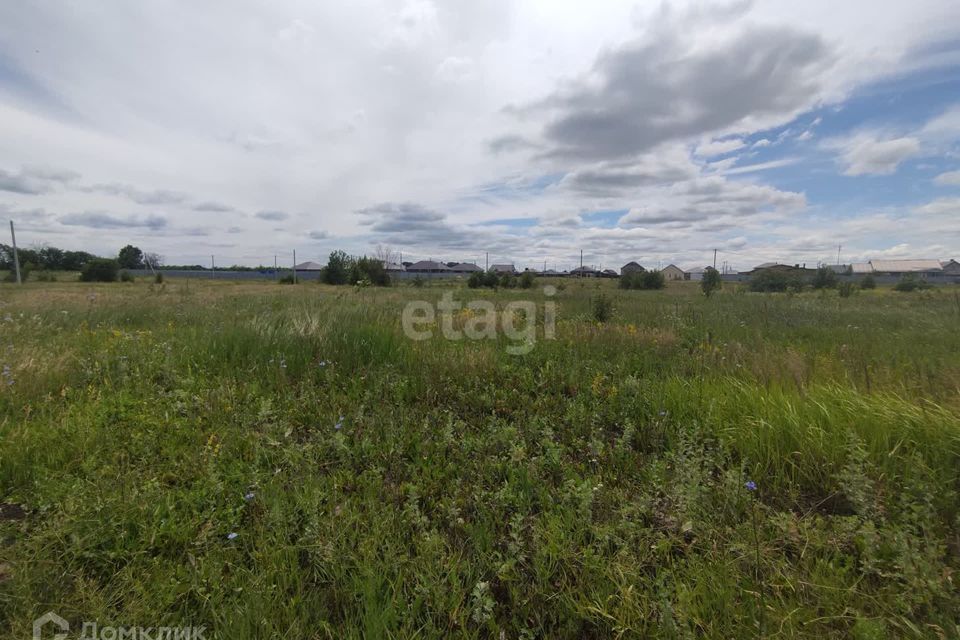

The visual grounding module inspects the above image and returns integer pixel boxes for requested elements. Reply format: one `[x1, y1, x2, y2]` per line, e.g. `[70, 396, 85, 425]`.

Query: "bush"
[749, 269, 802, 293]
[482, 271, 500, 288]
[467, 271, 484, 289]
[591, 293, 613, 323]
[700, 267, 722, 297]
[500, 273, 516, 289]
[519, 271, 535, 289]
[34, 271, 56, 282]
[812, 266, 838, 289]
[119, 270, 135, 283]
[353, 257, 390, 286]
[619, 270, 666, 290]
[80, 259, 119, 282]
[411, 275, 425, 288]
[154, 272, 164, 284]
[860, 274, 876, 290]
[278, 274, 296, 284]
[838, 281, 856, 298]
[894, 274, 931, 292]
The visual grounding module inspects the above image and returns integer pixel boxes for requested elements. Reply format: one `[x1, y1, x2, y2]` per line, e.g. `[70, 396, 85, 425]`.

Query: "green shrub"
[80, 259, 119, 282]
[591, 293, 613, 322]
[812, 266, 838, 289]
[700, 267, 722, 297]
[278, 274, 296, 284]
[154, 272, 164, 284]
[119, 270, 135, 283]
[838, 281, 856, 298]
[519, 271, 535, 289]
[619, 270, 665, 290]
[749, 269, 803, 293]
[894, 274, 931, 292]
[500, 273, 516, 289]
[860, 274, 876, 289]
[411, 275, 425, 288]
[482, 271, 499, 288]
[467, 271, 483, 288]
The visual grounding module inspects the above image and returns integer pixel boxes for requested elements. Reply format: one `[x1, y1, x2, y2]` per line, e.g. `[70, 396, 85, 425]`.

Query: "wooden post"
[9, 221, 21, 285]
[292, 250, 297, 284]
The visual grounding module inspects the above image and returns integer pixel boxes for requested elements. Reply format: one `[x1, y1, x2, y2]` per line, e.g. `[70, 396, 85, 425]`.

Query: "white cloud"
[695, 138, 746, 157]
[933, 170, 960, 186]
[824, 134, 921, 175]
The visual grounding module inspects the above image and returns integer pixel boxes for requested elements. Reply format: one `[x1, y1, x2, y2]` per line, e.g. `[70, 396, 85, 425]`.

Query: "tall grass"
[0, 279, 958, 637]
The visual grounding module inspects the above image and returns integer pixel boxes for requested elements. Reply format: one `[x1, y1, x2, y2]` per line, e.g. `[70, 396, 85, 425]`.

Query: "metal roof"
[294, 261, 324, 271]
[407, 260, 450, 271]
[869, 259, 943, 273]
[851, 263, 872, 274]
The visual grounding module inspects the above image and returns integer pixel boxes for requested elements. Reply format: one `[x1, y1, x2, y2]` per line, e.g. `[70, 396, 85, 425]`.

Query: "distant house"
[540, 268, 566, 277]
[294, 261, 324, 271]
[868, 259, 944, 279]
[601, 269, 619, 278]
[570, 266, 599, 277]
[407, 260, 451, 273]
[685, 266, 707, 281]
[851, 263, 873, 275]
[660, 264, 685, 281]
[621, 261, 644, 276]
[741, 263, 816, 276]
[449, 262, 482, 274]
[382, 262, 406, 272]
[490, 264, 516, 274]
[942, 259, 960, 276]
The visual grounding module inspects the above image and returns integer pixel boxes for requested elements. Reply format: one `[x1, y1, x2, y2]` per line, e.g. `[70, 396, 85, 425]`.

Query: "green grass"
[1, 278, 958, 638]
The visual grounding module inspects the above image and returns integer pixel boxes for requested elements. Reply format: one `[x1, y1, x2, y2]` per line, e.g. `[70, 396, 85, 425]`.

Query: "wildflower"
[318, 360, 329, 368]
[243, 492, 255, 501]
[335, 415, 344, 430]
[279, 358, 287, 369]
[227, 532, 238, 540]
[659, 410, 668, 417]
[745, 480, 757, 491]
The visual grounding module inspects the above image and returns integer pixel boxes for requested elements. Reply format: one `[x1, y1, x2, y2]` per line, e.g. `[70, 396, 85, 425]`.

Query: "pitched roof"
[622, 261, 642, 268]
[449, 262, 482, 272]
[661, 263, 684, 271]
[851, 262, 872, 274]
[490, 264, 515, 272]
[686, 266, 706, 274]
[407, 260, 450, 271]
[294, 261, 325, 271]
[869, 259, 943, 273]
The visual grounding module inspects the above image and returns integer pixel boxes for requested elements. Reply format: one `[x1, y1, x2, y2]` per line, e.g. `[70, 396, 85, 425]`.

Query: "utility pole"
[485, 252, 489, 271]
[9, 221, 21, 285]
[837, 244, 842, 266]
[713, 249, 717, 270]
[292, 250, 297, 284]
[211, 255, 215, 279]
[580, 249, 583, 277]
[274, 255, 278, 281]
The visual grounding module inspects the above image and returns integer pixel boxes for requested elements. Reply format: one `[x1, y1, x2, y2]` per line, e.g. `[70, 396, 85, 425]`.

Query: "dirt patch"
[0, 503, 27, 520]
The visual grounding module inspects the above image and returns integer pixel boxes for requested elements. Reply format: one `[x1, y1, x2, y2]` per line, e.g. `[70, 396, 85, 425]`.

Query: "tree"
[701, 267, 722, 297]
[61, 250, 95, 271]
[143, 252, 164, 269]
[117, 245, 144, 269]
[80, 259, 120, 282]
[812, 266, 838, 289]
[37, 246, 65, 270]
[323, 250, 352, 285]
[860, 274, 876, 290]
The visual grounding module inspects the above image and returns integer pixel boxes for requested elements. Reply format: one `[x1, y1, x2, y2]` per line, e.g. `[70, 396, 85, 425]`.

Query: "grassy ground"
[1, 277, 958, 638]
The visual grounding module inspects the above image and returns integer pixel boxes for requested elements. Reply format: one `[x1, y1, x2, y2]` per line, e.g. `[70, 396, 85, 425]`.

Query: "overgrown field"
[1, 278, 959, 638]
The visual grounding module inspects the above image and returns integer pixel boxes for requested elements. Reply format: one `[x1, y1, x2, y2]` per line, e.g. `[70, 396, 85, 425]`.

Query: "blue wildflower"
[318, 360, 329, 368]
[745, 480, 757, 491]
[335, 415, 344, 430]
[227, 532, 238, 540]
[243, 492, 255, 501]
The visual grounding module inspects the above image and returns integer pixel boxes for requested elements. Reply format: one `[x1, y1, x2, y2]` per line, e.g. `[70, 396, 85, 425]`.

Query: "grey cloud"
[59, 212, 168, 230]
[619, 177, 805, 226]
[512, 21, 833, 160]
[0, 165, 80, 194]
[194, 201, 235, 212]
[559, 153, 698, 195]
[355, 202, 492, 250]
[255, 210, 289, 221]
[308, 230, 330, 240]
[88, 183, 189, 205]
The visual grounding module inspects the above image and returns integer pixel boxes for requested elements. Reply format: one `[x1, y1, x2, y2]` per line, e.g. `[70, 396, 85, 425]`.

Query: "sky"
[1, 0, 959, 272]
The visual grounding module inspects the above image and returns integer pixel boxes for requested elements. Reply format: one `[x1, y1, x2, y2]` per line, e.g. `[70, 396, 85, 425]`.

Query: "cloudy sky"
[2, 0, 959, 271]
